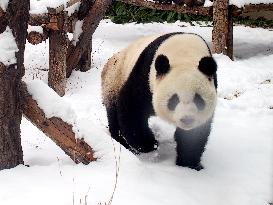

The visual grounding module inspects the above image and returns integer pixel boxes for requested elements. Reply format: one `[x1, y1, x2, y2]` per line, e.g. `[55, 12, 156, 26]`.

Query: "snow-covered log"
[20, 82, 96, 165]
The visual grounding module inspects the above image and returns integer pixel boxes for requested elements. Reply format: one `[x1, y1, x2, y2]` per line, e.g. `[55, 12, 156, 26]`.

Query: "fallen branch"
[20, 82, 96, 164]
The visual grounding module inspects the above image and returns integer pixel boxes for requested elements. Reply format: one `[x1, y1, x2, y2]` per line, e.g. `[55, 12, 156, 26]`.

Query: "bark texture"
[20, 83, 96, 164]
[0, 0, 29, 170]
[48, 12, 68, 97]
[27, 30, 48, 45]
[212, 0, 233, 60]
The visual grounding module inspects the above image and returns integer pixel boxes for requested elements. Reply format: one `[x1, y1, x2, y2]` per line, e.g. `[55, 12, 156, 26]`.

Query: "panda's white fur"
[102, 33, 216, 130]
[149, 34, 217, 130]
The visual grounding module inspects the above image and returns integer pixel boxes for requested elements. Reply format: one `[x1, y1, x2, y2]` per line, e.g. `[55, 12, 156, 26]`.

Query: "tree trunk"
[212, 0, 233, 60]
[0, 0, 29, 170]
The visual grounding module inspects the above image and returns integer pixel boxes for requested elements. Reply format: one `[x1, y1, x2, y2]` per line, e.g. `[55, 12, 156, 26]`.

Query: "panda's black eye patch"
[155, 54, 170, 77]
[193, 93, 205, 111]
[168, 94, 180, 111]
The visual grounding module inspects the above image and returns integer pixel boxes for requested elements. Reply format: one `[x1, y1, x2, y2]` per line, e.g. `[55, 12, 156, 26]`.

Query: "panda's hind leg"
[105, 103, 131, 150]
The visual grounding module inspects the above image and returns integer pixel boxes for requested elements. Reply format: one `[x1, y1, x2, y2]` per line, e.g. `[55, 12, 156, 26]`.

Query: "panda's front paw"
[176, 158, 204, 171]
[137, 139, 159, 153]
[188, 164, 204, 171]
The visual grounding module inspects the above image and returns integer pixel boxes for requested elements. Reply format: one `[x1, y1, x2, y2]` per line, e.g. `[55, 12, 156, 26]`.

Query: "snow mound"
[0, 26, 19, 66]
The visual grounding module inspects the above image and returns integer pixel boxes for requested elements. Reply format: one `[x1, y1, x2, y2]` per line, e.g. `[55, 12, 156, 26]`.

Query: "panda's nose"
[180, 116, 195, 126]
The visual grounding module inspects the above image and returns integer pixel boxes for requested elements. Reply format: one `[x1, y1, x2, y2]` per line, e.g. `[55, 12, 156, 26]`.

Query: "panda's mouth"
[180, 116, 195, 126]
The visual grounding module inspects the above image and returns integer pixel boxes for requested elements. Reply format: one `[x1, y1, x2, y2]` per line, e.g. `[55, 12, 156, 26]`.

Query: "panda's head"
[150, 36, 217, 130]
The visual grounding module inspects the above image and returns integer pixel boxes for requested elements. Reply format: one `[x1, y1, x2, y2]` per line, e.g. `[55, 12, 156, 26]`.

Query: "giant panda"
[101, 32, 217, 170]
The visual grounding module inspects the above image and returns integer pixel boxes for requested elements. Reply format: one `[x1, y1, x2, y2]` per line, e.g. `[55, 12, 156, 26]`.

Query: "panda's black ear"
[198, 56, 217, 76]
[155, 54, 170, 77]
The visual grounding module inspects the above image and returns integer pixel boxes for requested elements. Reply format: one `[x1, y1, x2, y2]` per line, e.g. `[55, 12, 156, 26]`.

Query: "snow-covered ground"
[0, 20, 272, 205]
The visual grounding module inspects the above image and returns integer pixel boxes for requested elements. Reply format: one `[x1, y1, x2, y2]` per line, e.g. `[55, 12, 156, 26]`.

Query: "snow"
[205, 0, 273, 7]
[72, 20, 83, 46]
[229, 0, 273, 7]
[30, 0, 80, 15]
[65, 2, 80, 16]
[1, 20, 273, 205]
[0, 26, 18, 66]
[26, 80, 77, 123]
[27, 25, 43, 34]
[204, 0, 213, 7]
[0, 0, 9, 11]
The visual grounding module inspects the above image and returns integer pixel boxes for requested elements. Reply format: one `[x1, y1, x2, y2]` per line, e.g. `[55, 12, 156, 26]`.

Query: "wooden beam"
[232, 3, 273, 16]
[118, 0, 213, 16]
[212, 0, 233, 60]
[29, 13, 50, 26]
[20, 82, 96, 165]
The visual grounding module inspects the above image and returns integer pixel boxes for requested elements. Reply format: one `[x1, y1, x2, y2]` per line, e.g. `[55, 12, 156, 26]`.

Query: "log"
[66, 0, 112, 77]
[27, 30, 48, 45]
[20, 82, 96, 164]
[212, 0, 233, 60]
[232, 3, 273, 17]
[118, 0, 213, 16]
[48, 10, 68, 96]
[29, 13, 50, 26]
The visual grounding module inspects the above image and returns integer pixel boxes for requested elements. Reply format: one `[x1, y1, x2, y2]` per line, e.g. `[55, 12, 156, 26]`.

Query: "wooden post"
[20, 82, 96, 164]
[212, 0, 233, 60]
[0, 0, 29, 170]
[48, 10, 68, 96]
[76, 40, 92, 72]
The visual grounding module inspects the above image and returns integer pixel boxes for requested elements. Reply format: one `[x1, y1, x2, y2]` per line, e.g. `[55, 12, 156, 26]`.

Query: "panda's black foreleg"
[174, 119, 212, 171]
[117, 98, 158, 154]
[106, 103, 131, 150]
